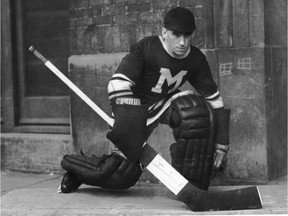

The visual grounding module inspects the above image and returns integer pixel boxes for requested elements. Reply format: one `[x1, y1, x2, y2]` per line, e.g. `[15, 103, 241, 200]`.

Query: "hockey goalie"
[60, 6, 229, 196]
[55, 7, 262, 212]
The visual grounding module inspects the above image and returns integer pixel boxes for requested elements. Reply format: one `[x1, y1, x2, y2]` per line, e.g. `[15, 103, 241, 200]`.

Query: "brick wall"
[69, 0, 213, 54]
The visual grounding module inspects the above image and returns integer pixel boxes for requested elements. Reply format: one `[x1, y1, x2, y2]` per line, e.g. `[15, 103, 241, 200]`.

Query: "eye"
[184, 32, 193, 37]
[171, 31, 192, 38]
[172, 31, 182, 37]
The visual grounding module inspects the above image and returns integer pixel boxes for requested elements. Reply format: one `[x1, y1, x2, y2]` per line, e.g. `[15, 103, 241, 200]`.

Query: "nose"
[179, 36, 186, 46]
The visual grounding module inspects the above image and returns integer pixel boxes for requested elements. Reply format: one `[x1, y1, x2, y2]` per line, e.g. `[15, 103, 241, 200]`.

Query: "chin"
[174, 51, 186, 56]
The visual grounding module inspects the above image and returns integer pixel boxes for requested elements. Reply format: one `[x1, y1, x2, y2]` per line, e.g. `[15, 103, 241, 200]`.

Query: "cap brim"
[165, 24, 194, 33]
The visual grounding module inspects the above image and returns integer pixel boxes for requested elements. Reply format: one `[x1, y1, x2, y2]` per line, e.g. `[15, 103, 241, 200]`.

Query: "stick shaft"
[28, 46, 178, 127]
[29, 46, 114, 126]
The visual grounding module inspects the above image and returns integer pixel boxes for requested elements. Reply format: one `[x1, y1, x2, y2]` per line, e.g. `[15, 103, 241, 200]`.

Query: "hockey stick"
[29, 46, 263, 211]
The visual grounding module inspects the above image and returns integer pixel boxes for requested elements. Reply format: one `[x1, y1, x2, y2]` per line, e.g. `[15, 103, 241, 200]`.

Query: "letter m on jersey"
[151, 68, 187, 94]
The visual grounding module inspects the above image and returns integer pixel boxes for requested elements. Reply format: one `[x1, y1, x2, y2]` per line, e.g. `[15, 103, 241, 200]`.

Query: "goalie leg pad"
[61, 153, 142, 190]
[169, 94, 215, 190]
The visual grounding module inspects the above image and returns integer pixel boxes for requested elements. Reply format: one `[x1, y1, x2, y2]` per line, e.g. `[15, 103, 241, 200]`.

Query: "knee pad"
[169, 94, 215, 190]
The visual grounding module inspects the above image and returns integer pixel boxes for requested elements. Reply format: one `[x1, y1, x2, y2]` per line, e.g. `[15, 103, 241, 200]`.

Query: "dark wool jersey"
[108, 36, 223, 118]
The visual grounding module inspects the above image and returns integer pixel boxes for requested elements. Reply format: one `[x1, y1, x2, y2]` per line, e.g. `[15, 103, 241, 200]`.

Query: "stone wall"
[1, 134, 73, 174]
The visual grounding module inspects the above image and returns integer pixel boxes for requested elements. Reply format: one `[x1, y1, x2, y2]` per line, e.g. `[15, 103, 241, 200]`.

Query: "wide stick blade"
[180, 183, 263, 211]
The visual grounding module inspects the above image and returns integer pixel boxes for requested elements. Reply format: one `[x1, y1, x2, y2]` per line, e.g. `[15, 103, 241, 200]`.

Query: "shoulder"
[188, 46, 209, 69]
[134, 36, 159, 46]
[130, 36, 160, 57]
[189, 46, 206, 60]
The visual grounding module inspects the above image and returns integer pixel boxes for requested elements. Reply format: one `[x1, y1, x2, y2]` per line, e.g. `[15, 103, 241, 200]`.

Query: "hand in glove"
[212, 143, 229, 178]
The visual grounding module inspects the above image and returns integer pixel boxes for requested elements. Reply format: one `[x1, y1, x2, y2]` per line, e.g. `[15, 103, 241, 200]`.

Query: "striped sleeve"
[205, 91, 224, 109]
[108, 73, 135, 100]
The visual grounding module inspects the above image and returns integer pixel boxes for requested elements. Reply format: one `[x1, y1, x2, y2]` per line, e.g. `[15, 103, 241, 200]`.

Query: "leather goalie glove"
[212, 144, 229, 178]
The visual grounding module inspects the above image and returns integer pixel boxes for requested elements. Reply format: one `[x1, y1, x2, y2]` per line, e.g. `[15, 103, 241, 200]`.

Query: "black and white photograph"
[1, 0, 287, 215]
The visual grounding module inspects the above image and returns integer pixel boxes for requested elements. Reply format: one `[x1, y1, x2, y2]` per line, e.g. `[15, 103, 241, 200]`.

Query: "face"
[162, 28, 193, 58]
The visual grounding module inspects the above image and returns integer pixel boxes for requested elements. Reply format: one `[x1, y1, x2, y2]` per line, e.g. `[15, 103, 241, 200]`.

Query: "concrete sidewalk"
[1, 171, 287, 216]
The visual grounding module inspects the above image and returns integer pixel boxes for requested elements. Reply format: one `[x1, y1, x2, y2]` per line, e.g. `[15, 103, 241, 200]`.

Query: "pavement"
[0, 171, 287, 216]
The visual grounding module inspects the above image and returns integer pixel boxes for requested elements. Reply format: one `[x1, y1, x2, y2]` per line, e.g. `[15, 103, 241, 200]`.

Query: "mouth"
[176, 47, 188, 52]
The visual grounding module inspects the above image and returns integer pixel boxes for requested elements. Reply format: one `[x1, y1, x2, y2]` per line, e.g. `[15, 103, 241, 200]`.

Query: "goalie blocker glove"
[107, 98, 148, 163]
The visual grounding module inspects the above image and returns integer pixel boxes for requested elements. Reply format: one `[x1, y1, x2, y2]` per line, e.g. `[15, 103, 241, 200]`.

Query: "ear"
[162, 27, 168, 39]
